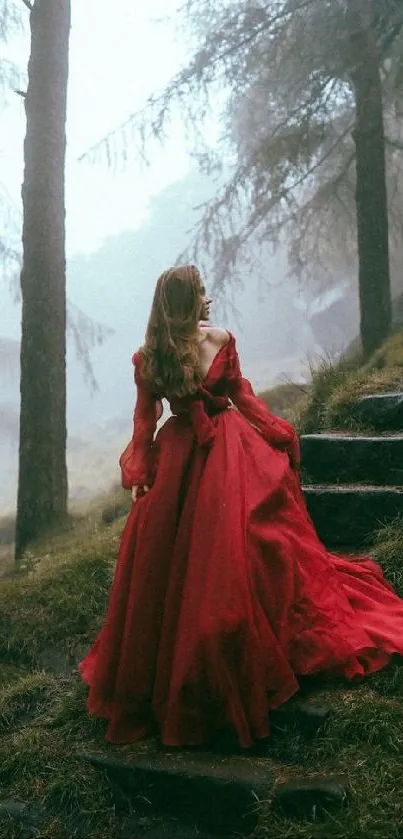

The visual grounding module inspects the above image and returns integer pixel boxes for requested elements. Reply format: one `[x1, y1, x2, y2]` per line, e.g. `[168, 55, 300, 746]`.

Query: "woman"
[80, 264, 403, 749]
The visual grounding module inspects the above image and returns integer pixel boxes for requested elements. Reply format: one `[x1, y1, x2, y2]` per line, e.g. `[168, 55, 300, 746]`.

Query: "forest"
[1, 2, 403, 838]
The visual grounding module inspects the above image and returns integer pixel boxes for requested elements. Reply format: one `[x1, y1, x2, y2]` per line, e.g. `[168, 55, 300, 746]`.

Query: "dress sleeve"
[119, 353, 163, 489]
[227, 337, 300, 470]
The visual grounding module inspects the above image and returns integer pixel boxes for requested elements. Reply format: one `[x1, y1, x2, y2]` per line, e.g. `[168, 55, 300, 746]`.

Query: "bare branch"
[80, 0, 403, 301]
[79, 0, 319, 165]
[66, 303, 114, 393]
[386, 136, 403, 151]
[181, 111, 356, 297]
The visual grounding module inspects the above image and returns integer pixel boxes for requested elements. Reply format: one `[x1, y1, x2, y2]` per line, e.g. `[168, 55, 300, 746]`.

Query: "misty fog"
[1, 0, 369, 516]
[1, 166, 362, 514]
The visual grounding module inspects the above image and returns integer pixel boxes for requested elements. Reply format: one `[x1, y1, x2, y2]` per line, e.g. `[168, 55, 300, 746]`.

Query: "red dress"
[80, 333, 403, 747]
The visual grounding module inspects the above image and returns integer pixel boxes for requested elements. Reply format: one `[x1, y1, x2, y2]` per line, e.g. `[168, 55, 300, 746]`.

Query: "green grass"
[297, 354, 362, 433]
[298, 330, 403, 433]
[0, 498, 143, 838]
[258, 382, 310, 423]
[371, 516, 403, 598]
[1, 492, 403, 837]
[70, 484, 131, 526]
[258, 693, 403, 839]
[0, 522, 119, 668]
[0, 675, 118, 839]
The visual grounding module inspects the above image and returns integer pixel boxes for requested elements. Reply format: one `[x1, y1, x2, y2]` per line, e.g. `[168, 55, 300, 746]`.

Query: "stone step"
[303, 484, 403, 548]
[273, 775, 349, 819]
[350, 391, 403, 431]
[77, 743, 349, 835]
[301, 433, 403, 486]
[78, 749, 274, 836]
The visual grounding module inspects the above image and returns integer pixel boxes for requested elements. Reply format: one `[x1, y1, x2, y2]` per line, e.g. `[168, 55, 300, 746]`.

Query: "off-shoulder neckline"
[202, 330, 234, 383]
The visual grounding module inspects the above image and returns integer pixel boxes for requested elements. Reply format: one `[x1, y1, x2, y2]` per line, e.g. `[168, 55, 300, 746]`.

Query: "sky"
[1, 0, 193, 260]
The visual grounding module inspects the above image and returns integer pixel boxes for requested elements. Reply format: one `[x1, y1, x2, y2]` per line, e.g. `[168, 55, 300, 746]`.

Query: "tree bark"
[350, 1, 392, 358]
[15, 0, 71, 559]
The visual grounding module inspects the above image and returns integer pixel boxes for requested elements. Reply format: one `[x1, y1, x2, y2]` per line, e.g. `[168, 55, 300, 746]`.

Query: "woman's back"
[196, 325, 230, 382]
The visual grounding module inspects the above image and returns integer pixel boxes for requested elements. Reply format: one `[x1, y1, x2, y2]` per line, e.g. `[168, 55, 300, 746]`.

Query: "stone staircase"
[301, 392, 403, 549]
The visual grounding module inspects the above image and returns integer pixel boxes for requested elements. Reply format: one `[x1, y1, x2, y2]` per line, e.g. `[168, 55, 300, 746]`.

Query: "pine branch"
[79, 0, 318, 164]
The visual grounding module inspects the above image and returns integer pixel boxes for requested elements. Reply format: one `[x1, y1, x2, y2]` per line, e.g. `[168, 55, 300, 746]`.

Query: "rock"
[270, 700, 331, 739]
[37, 645, 78, 675]
[303, 484, 403, 548]
[272, 774, 349, 818]
[122, 814, 212, 838]
[351, 392, 403, 432]
[0, 799, 42, 837]
[301, 433, 403, 487]
[78, 749, 275, 836]
[0, 800, 28, 820]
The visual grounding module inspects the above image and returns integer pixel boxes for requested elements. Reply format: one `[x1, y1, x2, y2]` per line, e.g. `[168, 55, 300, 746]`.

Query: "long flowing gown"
[80, 333, 403, 748]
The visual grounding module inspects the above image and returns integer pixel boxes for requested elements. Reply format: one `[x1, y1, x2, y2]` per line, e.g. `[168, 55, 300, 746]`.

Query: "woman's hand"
[131, 484, 149, 503]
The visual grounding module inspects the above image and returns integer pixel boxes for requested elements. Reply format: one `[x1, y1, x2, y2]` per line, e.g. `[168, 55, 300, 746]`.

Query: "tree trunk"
[15, 0, 71, 560]
[351, 1, 392, 358]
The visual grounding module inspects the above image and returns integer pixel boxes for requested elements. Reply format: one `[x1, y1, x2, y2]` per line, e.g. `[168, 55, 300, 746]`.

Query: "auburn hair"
[138, 264, 205, 398]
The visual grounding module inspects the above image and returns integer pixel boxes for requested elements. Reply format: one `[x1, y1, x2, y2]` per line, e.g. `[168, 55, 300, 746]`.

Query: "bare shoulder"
[203, 326, 230, 348]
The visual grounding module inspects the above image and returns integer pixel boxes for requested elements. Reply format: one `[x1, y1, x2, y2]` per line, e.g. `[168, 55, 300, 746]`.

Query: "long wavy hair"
[138, 264, 205, 398]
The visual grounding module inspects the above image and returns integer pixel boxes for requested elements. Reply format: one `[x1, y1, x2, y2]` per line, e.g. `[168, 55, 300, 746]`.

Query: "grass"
[0, 522, 119, 668]
[0, 681, 118, 838]
[258, 381, 310, 423]
[371, 516, 403, 599]
[258, 691, 403, 839]
[297, 354, 362, 433]
[257, 329, 403, 434]
[0, 500, 144, 839]
[70, 484, 131, 526]
[0, 486, 403, 838]
[297, 329, 403, 433]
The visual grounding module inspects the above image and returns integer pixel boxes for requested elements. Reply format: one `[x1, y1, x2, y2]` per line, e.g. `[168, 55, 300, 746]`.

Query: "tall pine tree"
[15, 0, 71, 558]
